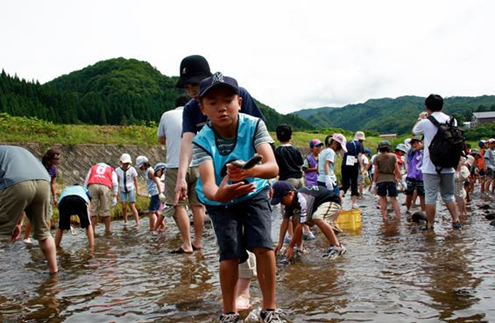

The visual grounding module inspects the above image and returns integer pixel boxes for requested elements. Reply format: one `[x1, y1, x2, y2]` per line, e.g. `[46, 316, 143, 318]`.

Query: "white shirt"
[412, 111, 455, 174]
[317, 148, 337, 183]
[157, 107, 186, 168]
[115, 166, 138, 192]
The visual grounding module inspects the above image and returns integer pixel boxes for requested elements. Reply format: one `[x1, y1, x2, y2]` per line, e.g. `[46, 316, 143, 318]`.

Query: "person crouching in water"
[373, 141, 402, 221]
[271, 181, 346, 260]
[136, 156, 166, 232]
[55, 184, 94, 248]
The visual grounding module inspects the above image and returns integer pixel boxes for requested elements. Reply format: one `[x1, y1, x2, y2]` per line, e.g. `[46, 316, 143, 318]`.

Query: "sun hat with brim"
[153, 163, 166, 174]
[489, 138, 495, 143]
[270, 181, 295, 205]
[120, 153, 132, 164]
[135, 156, 148, 168]
[332, 133, 348, 153]
[354, 131, 366, 141]
[395, 144, 408, 153]
[176, 55, 212, 88]
[470, 149, 481, 156]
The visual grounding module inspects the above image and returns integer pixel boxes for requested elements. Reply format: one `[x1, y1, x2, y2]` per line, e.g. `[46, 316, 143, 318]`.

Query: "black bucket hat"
[176, 55, 212, 88]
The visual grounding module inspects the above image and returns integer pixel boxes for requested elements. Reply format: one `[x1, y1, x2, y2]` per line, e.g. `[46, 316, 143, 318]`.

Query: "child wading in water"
[136, 156, 166, 232]
[373, 141, 402, 221]
[271, 181, 346, 260]
[192, 72, 283, 322]
[116, 153, 140, 226]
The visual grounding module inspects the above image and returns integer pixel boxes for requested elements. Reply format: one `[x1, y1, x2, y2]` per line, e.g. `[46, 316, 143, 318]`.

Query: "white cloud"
[1, 0, 494, 114]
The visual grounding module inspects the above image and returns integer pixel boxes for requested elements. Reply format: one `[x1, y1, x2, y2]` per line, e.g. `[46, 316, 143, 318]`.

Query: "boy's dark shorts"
[58, 196, 90, 230]
[148, 194, 161, 212]
[206, 188, 273, 263]
[377, 182, 398, 197]
[405, 178, 425, 196]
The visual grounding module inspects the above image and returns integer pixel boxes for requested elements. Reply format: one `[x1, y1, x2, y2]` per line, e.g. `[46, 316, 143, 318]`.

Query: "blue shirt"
[59, 185, 91, 204]
[343, 140, 364, 169]
[182, 87, 265, 134]
[0, 146, 50, 190]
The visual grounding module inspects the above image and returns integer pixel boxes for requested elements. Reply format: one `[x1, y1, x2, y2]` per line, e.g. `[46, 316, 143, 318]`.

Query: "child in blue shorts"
[136, 156, 166, 232]
[115, 153, 140, 226]
[192, 72, 283, 322]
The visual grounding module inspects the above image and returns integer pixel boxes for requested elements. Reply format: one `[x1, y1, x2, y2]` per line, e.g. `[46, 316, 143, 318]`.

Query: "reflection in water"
[1, 191, 495, 322]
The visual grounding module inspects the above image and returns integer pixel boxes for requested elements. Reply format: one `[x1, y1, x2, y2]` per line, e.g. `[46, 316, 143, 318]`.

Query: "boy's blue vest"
[59, 185, 90, 204]
[193, 113, 269, 206]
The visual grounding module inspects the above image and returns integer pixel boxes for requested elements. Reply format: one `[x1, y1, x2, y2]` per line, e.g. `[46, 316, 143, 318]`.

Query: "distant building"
[472, 112, 495, 127]
[463, 122, 472, 129]
[379, 134, 397, 139]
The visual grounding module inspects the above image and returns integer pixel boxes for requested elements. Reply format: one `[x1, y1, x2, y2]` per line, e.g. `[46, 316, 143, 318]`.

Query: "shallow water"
[1, 191, 495, 322]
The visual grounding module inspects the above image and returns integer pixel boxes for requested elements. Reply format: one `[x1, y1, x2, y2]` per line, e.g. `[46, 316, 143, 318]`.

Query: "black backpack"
[427, 115, 465, 173]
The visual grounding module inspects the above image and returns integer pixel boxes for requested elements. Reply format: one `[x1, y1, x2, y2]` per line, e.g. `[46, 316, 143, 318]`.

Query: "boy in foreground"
[193, 72, 283, 322]
[271, 181, 346, 260]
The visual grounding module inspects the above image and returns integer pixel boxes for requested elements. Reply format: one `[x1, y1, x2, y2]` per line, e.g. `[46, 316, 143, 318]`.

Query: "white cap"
[120, 153, 132, 164]
[135, 156, 148, 168]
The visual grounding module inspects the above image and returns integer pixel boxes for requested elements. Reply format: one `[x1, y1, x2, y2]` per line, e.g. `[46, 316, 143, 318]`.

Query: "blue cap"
[199, 72, 239, 98]
[270, 181, 295, 205]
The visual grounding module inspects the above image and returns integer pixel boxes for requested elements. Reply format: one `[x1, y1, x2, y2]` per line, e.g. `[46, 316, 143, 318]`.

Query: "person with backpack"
[412, 94, 462, 230]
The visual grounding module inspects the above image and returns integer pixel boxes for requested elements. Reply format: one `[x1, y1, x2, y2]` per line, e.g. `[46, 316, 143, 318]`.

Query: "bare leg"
[419, 196, 426, 211]
[390, 197, 401, 220]
[130, 203, 140, 226]
[235, 278, 251, 310]
[103, 217, 111, 233]
[253, 247, 276, 311]
[148, 212, 157, 231]
[122, 202, 128, 223]
[445, 201, 460, 223]
[313, 219, 340, 246]
[174, 206, 193, 252]
[39, 236, 58, 273]
[91, 216, 98, 232]
[55, 228, 63, 247]
[406, 194, 413, 211]
[190, 205, 205, 249]
[219, 258, 239, 313]
[24, 221, 32, 240]
[86, 225, 94, 248]
[425, 204, 436, 228]
[379, 196, 388, 220]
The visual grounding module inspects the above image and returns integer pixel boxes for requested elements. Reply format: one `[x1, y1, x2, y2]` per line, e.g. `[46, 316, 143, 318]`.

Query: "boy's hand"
[214, 175, 255, 203]
[226, 163, 253, 182]
[274, 242, 283, 255]
[285, 245, 295, 260]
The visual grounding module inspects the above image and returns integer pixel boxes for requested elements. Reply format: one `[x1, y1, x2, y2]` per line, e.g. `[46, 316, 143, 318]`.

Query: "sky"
[1, 0, 494, 114]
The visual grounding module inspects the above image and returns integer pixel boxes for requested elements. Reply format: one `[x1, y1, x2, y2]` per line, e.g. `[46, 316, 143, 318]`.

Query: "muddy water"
[1, 191, 495, 322]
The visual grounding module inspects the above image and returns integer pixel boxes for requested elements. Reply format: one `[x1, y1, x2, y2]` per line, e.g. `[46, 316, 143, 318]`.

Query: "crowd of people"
[1, 55, 492, 323]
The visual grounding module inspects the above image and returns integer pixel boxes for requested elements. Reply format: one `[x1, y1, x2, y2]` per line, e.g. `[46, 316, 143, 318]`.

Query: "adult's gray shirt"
[0, 146, 50, 190]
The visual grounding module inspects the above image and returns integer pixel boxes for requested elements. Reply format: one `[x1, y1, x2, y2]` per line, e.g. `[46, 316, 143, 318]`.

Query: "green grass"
[0, 113, 157, 146]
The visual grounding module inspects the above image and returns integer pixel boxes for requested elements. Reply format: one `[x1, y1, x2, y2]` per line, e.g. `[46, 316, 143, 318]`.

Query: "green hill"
[0, 58, 312, 130]
[294, 95, 495, 134]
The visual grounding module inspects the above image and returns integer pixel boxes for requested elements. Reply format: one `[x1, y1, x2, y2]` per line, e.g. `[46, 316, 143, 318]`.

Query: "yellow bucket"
[336, 209, 362, 232]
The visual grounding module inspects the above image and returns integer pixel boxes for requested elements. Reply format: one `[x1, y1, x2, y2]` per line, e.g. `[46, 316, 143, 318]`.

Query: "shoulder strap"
[427, 115, 441, 127]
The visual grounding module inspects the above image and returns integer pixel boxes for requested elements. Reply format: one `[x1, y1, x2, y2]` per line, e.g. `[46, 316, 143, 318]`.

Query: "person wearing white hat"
[115, 153, 140, 226]
[341, 131, 365, 209]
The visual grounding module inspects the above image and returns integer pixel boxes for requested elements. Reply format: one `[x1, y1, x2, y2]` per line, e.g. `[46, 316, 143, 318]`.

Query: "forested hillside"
[295, 96, 495, 134]
[0, 58, 312, 130]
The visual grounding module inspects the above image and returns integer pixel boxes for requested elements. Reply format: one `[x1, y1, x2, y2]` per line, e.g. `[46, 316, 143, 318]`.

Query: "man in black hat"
[173, 55, 265, 204]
